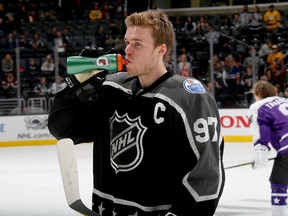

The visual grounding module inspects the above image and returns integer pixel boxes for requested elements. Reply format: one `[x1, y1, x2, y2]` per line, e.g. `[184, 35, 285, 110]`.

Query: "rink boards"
[0, 109, 252, 147]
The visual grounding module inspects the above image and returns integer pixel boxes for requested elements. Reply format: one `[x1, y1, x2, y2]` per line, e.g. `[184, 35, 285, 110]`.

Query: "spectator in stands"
[107, 19, 123, 36]
[27, 10, 38, 23]
[56, 59, 67, 76]
[249, 5, 263, 35]
[38, 9, 57, 22]
[1, 54, 14, 74]
[164, 54, 174, 73]
[95, 25, 106, 48]
[274, 57, 287, 86]
[284, 87, 288, 98]
[17, 5, 30, 23]
[178, 46, 193, 63]
[177, 53, 192, 77]
[208, 55, 224, 76]
[264, 68, 276, 85]
[4, 33, 16, 49]
[263, 4, 281, 33]
[55, 31, 68, 53]
[205, 23, 220, 55]
[258, 38, 273, 59]
[61, 26, 72, 46]
[219, 15, 232, 35]
[222, 54, 241, 87]
[33, 75, 51, 98]
[196, 16, 209, 35]
[267, 44, 284, 70]
[230, 13, 241, 37]
[220, 54, 243, 106]
[1, 71, 17, 98]
[40, 54, 55, 74]
[183, 16, 197, 34]
[0, 17, 6, 37]
[114, 0, 125, 20]
[88, 2, 103, 22]
[0, 3, 6, 21]
[274, 83, 284, 97]
[102, 2, 111, 20]
[29, 32, 45, 50]
[27, 58, 39, 73]
[5, 13, 21, 35]
[18, 33, 30, 49]
[206, 80, 225, 108]
[240, 65, 253, 106]
[105, 33, 116, 49]
[239, 4, 251, 35]
[243, 48, 265, 77]
[171, 16, 184, 32]
[46, 25, 58, 42]
[50, 75, 67, 95]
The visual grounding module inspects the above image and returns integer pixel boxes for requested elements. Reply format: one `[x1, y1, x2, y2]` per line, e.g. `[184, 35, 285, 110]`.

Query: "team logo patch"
[183, 78, 205, 94]
[95, 56, 109, 66]
[110, 111, 147, 173]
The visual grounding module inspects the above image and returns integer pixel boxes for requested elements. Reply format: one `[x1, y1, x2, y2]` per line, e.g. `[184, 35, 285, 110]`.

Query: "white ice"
[0, 142, 280, 216]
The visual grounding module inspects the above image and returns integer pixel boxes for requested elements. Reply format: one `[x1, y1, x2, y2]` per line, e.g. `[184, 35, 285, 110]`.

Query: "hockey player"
[48, 9, 225, 215]
[250, 80, 288, 216]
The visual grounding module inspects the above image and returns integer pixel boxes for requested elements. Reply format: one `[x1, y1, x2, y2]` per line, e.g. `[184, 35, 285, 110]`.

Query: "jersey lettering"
[279, 103, 288, 116]
[154, 102, 166, 124]
[194, 117, 218, 143]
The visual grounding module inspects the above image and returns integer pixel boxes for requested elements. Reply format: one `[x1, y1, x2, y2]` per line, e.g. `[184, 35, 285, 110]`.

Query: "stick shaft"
[57, 138, 100, 216]
[225, 157, 275, 169]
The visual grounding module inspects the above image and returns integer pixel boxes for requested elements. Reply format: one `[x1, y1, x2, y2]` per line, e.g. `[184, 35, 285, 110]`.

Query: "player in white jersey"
[48, 9, 225, 215]
[250, 80, 288, 216]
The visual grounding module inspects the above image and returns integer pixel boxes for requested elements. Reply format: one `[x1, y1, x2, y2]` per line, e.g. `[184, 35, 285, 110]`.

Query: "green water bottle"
[66, 53, 126, 74]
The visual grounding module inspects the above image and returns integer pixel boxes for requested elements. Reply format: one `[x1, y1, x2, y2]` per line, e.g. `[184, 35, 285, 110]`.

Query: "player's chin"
[126, 67, 138, 76]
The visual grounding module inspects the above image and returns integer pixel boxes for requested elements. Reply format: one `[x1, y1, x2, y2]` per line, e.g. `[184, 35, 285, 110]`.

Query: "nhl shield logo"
[110, 111, 147, 173]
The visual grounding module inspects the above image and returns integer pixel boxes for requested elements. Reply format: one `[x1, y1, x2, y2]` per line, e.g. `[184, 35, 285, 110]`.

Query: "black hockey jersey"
[48, 71, 225, 216]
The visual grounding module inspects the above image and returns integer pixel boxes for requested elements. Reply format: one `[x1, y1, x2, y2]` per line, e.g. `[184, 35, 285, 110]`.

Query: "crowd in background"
[0, 1, 288, 114]
[168, 4, 288, 107]
[0, 0, 126, 103]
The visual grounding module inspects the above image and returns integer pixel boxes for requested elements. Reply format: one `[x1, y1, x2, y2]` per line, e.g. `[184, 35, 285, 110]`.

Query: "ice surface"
[0, 142, 280, 216]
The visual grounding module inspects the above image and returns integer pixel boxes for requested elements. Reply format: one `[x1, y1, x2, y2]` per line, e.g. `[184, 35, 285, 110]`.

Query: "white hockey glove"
[252, 144, 269, 169]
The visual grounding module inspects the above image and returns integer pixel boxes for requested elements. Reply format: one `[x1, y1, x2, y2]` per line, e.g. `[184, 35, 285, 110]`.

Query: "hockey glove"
[252, 144, 269, 169]
[64, 70, 108, 103]
[64, 45, 111, 103]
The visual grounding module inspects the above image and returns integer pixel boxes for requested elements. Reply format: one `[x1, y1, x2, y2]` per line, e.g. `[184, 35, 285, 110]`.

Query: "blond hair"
[252, 80, 277, 99]
[125, 9, 175, 58]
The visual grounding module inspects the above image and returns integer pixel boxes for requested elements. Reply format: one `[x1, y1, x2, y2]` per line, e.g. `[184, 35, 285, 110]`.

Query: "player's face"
[124, 26, 160, 76]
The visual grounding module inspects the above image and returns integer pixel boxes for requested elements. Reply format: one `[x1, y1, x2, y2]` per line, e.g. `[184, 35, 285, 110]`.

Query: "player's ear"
[157, 44, 167, 56]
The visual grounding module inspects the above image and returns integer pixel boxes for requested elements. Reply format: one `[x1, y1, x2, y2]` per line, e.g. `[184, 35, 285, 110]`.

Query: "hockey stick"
[225, 157, 275, 169]
[56, 138, 100, 216]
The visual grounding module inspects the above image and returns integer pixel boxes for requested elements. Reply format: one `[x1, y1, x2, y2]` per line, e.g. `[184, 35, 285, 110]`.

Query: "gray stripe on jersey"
[154, 93, 200, 159]
[103, 81, 133, 95]
[93, 188, 172, 211]
[155, 93, 223, 202]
